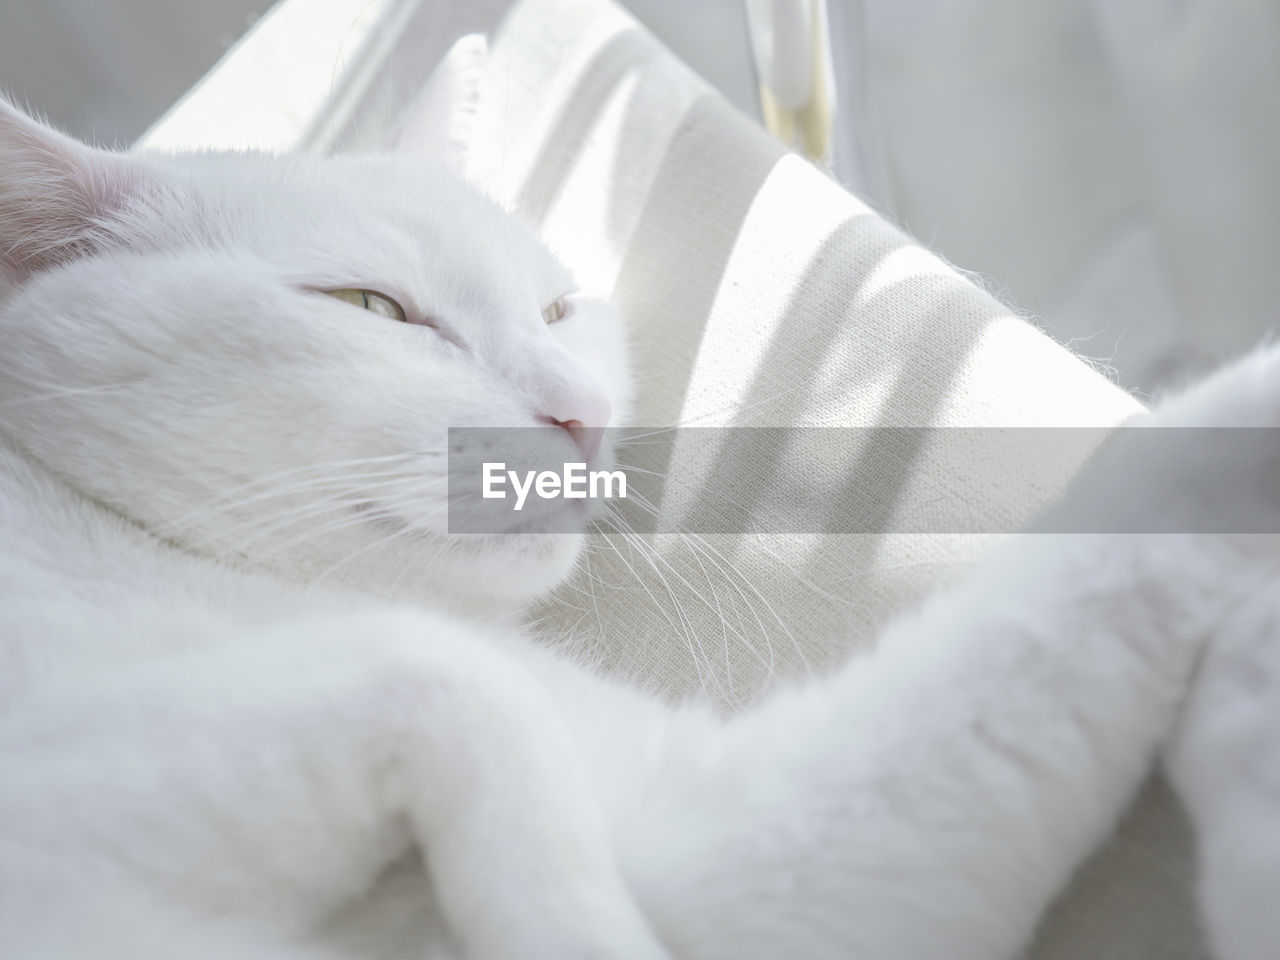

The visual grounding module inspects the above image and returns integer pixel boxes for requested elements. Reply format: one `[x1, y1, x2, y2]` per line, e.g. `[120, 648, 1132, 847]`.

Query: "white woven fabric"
[141, 0, 1202, 955]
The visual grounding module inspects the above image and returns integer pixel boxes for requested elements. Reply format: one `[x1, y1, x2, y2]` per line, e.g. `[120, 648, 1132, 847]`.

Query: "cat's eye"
[542, 297, 569, 325]
[325, 288, 406, 323]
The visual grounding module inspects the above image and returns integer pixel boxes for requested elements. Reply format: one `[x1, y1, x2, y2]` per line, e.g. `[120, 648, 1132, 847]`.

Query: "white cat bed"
[140, 0, 1202, 956]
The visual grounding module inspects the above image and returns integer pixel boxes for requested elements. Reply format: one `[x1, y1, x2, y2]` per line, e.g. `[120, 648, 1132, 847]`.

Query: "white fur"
[0, 96, 1277, 960]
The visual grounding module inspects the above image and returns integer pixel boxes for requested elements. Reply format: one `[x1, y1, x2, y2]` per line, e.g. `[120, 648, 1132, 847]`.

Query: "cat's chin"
[448, 530, 586, 601]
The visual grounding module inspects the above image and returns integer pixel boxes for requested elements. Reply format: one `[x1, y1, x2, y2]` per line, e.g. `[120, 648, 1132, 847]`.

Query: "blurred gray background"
[0, 1, 275, 145]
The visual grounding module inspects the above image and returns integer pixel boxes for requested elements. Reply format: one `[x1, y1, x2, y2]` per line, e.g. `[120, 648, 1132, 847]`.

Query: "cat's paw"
[1150, 343, 1280, 429]
[1041, 344, 1280, 540]
[1166, 592, 1280, 960]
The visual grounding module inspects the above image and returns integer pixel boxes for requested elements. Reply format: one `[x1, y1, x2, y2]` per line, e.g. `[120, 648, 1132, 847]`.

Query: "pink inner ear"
[0, 99, 140, 277]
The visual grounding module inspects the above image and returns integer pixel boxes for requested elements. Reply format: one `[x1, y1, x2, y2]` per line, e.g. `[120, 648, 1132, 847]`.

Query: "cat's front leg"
[1141, 348, 1280, 960]
[0, 609, 669, 960]
[628, 348, 1280, 960]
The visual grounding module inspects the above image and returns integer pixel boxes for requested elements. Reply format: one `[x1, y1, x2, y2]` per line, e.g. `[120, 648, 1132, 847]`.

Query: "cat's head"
[0, 100, 630, 607]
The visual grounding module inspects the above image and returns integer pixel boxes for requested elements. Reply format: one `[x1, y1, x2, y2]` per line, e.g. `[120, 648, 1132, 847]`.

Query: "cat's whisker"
[610, 462, 668, 478]
[239, 492, 451, 559]
[164, 477, 424, 539]
[751, 538, 865, 608]
[179, 477, 427, 548]
[613, 459, 777, 537]
[668, 522, 735, 682]
[243, 481, 475, 568]
[607, 462, 839, 668]
[591, 515, 714, 696]
[678, 532, 787, 681]
[308, 515, 433, 587]
[618, 379, 806, 442]
[200, 505, 376, 562]
[624, 529, 734, 702]
[189, 482, 444, 560]
[603, 492, 794, 683]
[611, 459, 812, 675]
[382, 531, 448, 598]
[178, 468, 449, 536]
[597, 513, 730, 700]
[580, 542, 607, 647]
[157, 454, 441, 533]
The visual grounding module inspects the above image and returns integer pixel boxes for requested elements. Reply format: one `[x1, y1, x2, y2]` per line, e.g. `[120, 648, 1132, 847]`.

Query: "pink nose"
[543, 383, 611, 461]
[553, 418, 603, 461]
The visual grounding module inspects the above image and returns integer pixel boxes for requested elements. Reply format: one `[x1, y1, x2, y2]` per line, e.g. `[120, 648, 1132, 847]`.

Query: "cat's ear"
[0, 97, 143, 278]
[395, 34, 488, 176]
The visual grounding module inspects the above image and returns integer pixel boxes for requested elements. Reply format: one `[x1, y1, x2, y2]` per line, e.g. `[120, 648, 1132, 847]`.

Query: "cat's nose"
[544, 389, 610, 461]
[552, 418, 603, 461]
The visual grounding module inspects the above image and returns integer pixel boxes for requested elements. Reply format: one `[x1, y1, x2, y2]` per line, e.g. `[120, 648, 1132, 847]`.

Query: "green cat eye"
[542, 297, 568, 325]
[325, 288, 406, 323]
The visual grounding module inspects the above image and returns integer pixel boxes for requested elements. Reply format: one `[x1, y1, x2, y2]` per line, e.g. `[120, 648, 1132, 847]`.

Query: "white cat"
[0, 97, 1277, 960]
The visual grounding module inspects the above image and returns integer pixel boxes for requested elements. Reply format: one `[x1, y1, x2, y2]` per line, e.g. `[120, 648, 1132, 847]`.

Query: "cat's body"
[0, 98, 1277, 960]
[0, 425, 675, 960]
